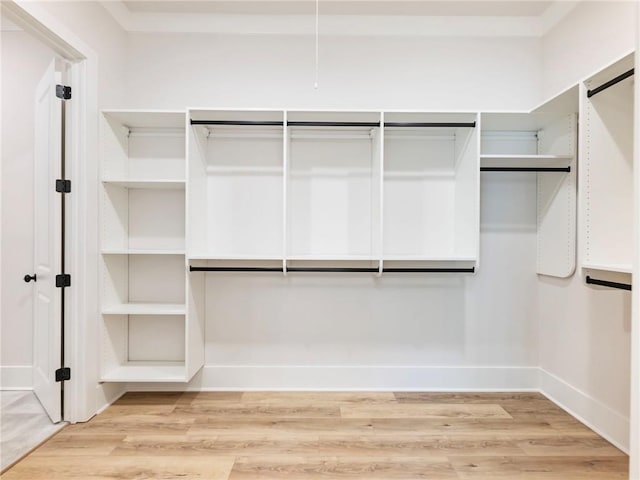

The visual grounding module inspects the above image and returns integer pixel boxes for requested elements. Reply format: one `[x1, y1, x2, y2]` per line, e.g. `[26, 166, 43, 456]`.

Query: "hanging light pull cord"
[314, 0, 319, 89]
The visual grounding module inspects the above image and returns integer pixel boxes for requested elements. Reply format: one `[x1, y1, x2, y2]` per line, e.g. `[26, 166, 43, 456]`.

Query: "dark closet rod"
[385, 122, 476, 128]
[587, 68, 634, 98]
[191, 120, 477, 128]
[481, 167, 571, 172]
[287, 121, 380, 127]
[586, 275, 631, 291]
[190, 120, 284, 126]
[189, 266, 283, 272]
[190, 266, 475, 273]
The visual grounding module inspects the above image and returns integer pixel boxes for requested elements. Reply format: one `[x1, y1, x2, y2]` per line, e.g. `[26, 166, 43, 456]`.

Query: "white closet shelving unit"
[187, 109, 480, 273]
[481, 88, 578, 278]
[581, 54, 635, 279]
[100, 110, 204, 382]
[383, 112, 478, 270]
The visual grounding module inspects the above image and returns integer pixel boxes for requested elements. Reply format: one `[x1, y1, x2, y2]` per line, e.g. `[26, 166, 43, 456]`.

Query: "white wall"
[0, 30, 57, 389]
[541, 1, 636, 102]
[120, 31, 542, 392]
[125, 33, 540, 111]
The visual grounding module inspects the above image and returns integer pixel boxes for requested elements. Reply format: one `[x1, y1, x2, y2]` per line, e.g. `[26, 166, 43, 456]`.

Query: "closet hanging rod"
[480, 167, 571, 172]
[287, 121, 380, 127]
[385, 122, 476, 128]
[586, 276, 631, 291]
[189, 266, 475, 274]
[190, 120, 284, 126]
[587, 68, 634, 98]
[189, 266, 283, 272]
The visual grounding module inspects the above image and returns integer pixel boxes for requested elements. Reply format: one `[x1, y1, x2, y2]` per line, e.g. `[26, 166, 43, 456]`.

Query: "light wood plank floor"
[1, 392, 628, 479]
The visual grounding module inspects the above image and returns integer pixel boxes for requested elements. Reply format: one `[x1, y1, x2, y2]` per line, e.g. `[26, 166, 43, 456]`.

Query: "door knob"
[24, 274, 37, 283]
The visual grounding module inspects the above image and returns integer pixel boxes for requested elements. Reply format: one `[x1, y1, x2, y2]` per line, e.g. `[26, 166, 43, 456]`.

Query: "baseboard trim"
[539, 368, 630, 454]
[126, 365, 540, 392]
[0, 366, 32, 390]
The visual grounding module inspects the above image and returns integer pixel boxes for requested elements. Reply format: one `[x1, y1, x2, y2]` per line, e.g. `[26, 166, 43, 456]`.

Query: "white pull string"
[314, 0, 319, 89]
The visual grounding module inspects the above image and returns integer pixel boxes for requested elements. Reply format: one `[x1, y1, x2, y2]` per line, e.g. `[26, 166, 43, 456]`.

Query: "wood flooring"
[1, 392, 628, 479]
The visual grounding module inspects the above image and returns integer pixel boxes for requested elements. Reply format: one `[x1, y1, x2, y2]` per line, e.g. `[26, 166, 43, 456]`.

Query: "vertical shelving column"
[582, 54, 635, 278]
[286, 111, 382, 269]
[187, 110, 285, 269]
[100, 110, 198, 382]
[382, 113, 478, 270]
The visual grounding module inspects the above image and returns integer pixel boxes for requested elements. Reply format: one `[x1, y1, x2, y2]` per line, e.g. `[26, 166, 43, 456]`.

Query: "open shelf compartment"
[581, 54, 634, 274]
[287, 111, 382, 260]
[188, 109, 285, 260]
[382, 112, 479, 263]
[101, 110, 185, 182]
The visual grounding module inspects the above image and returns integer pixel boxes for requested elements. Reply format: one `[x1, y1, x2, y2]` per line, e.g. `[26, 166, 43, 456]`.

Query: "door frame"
[1, 0, 97, 423]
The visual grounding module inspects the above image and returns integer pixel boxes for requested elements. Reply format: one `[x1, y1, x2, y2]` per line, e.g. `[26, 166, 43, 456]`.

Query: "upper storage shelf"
[383, 112, 479, 262]
[581, 54, 635, 275]
[481, 86, 578, 278]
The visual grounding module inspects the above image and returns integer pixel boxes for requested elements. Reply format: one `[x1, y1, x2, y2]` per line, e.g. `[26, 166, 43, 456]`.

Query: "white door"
[31, 60, 63, 423]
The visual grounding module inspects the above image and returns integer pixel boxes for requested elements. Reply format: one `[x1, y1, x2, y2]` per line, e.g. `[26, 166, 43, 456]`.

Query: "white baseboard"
[539, 368, 630, 454]
[126, 365, 540, 392]
[0, 366, 32, 390]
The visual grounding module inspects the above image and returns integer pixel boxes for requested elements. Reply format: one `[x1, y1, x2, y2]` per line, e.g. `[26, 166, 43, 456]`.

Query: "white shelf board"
[382, 255, 477, 262]
[188, 253, 283, 261]
[102, 110, 185, 129]
[384, 171, 455, 179]
[582, 263, 633, 274]
[102, 179, 185, 189]
[100, 362, 186, 383]
[287, 254, 379, 261]
[102, 249, 186, 255]
[480, 154, 572, 169]
[102, 303, 186, 315]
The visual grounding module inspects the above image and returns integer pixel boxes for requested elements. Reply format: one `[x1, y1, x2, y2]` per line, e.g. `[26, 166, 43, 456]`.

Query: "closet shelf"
[100, 362, 186, 382]
[582, 263, 632, 274]
[480, 154, 572, 171]
[188, 253, 283, 261]
[102, 249, 186, 255]
[382, 255, 477, 262]
[102, 179, 186, 189]
[102, 303, 186, 315]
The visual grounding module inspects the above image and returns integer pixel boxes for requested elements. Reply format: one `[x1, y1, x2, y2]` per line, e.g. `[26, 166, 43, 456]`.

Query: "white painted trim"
[94, 384, 126, 418]
[0, 366, 33, 390]
[630, 3, 640, 477]
[99, 1, 568, 38]
[539, 368, 630, 454]
[125, 365, 540, 392]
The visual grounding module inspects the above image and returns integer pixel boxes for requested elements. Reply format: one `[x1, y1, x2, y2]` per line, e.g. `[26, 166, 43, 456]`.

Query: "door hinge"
[56, 179, 71, 193]
[55, 367, 71, 382]
[56, 85, 71, 100]
[55, 274, 71, 288]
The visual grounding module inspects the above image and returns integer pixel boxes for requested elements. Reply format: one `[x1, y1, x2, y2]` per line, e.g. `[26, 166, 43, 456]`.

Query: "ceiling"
[102, 0, 580, 37]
